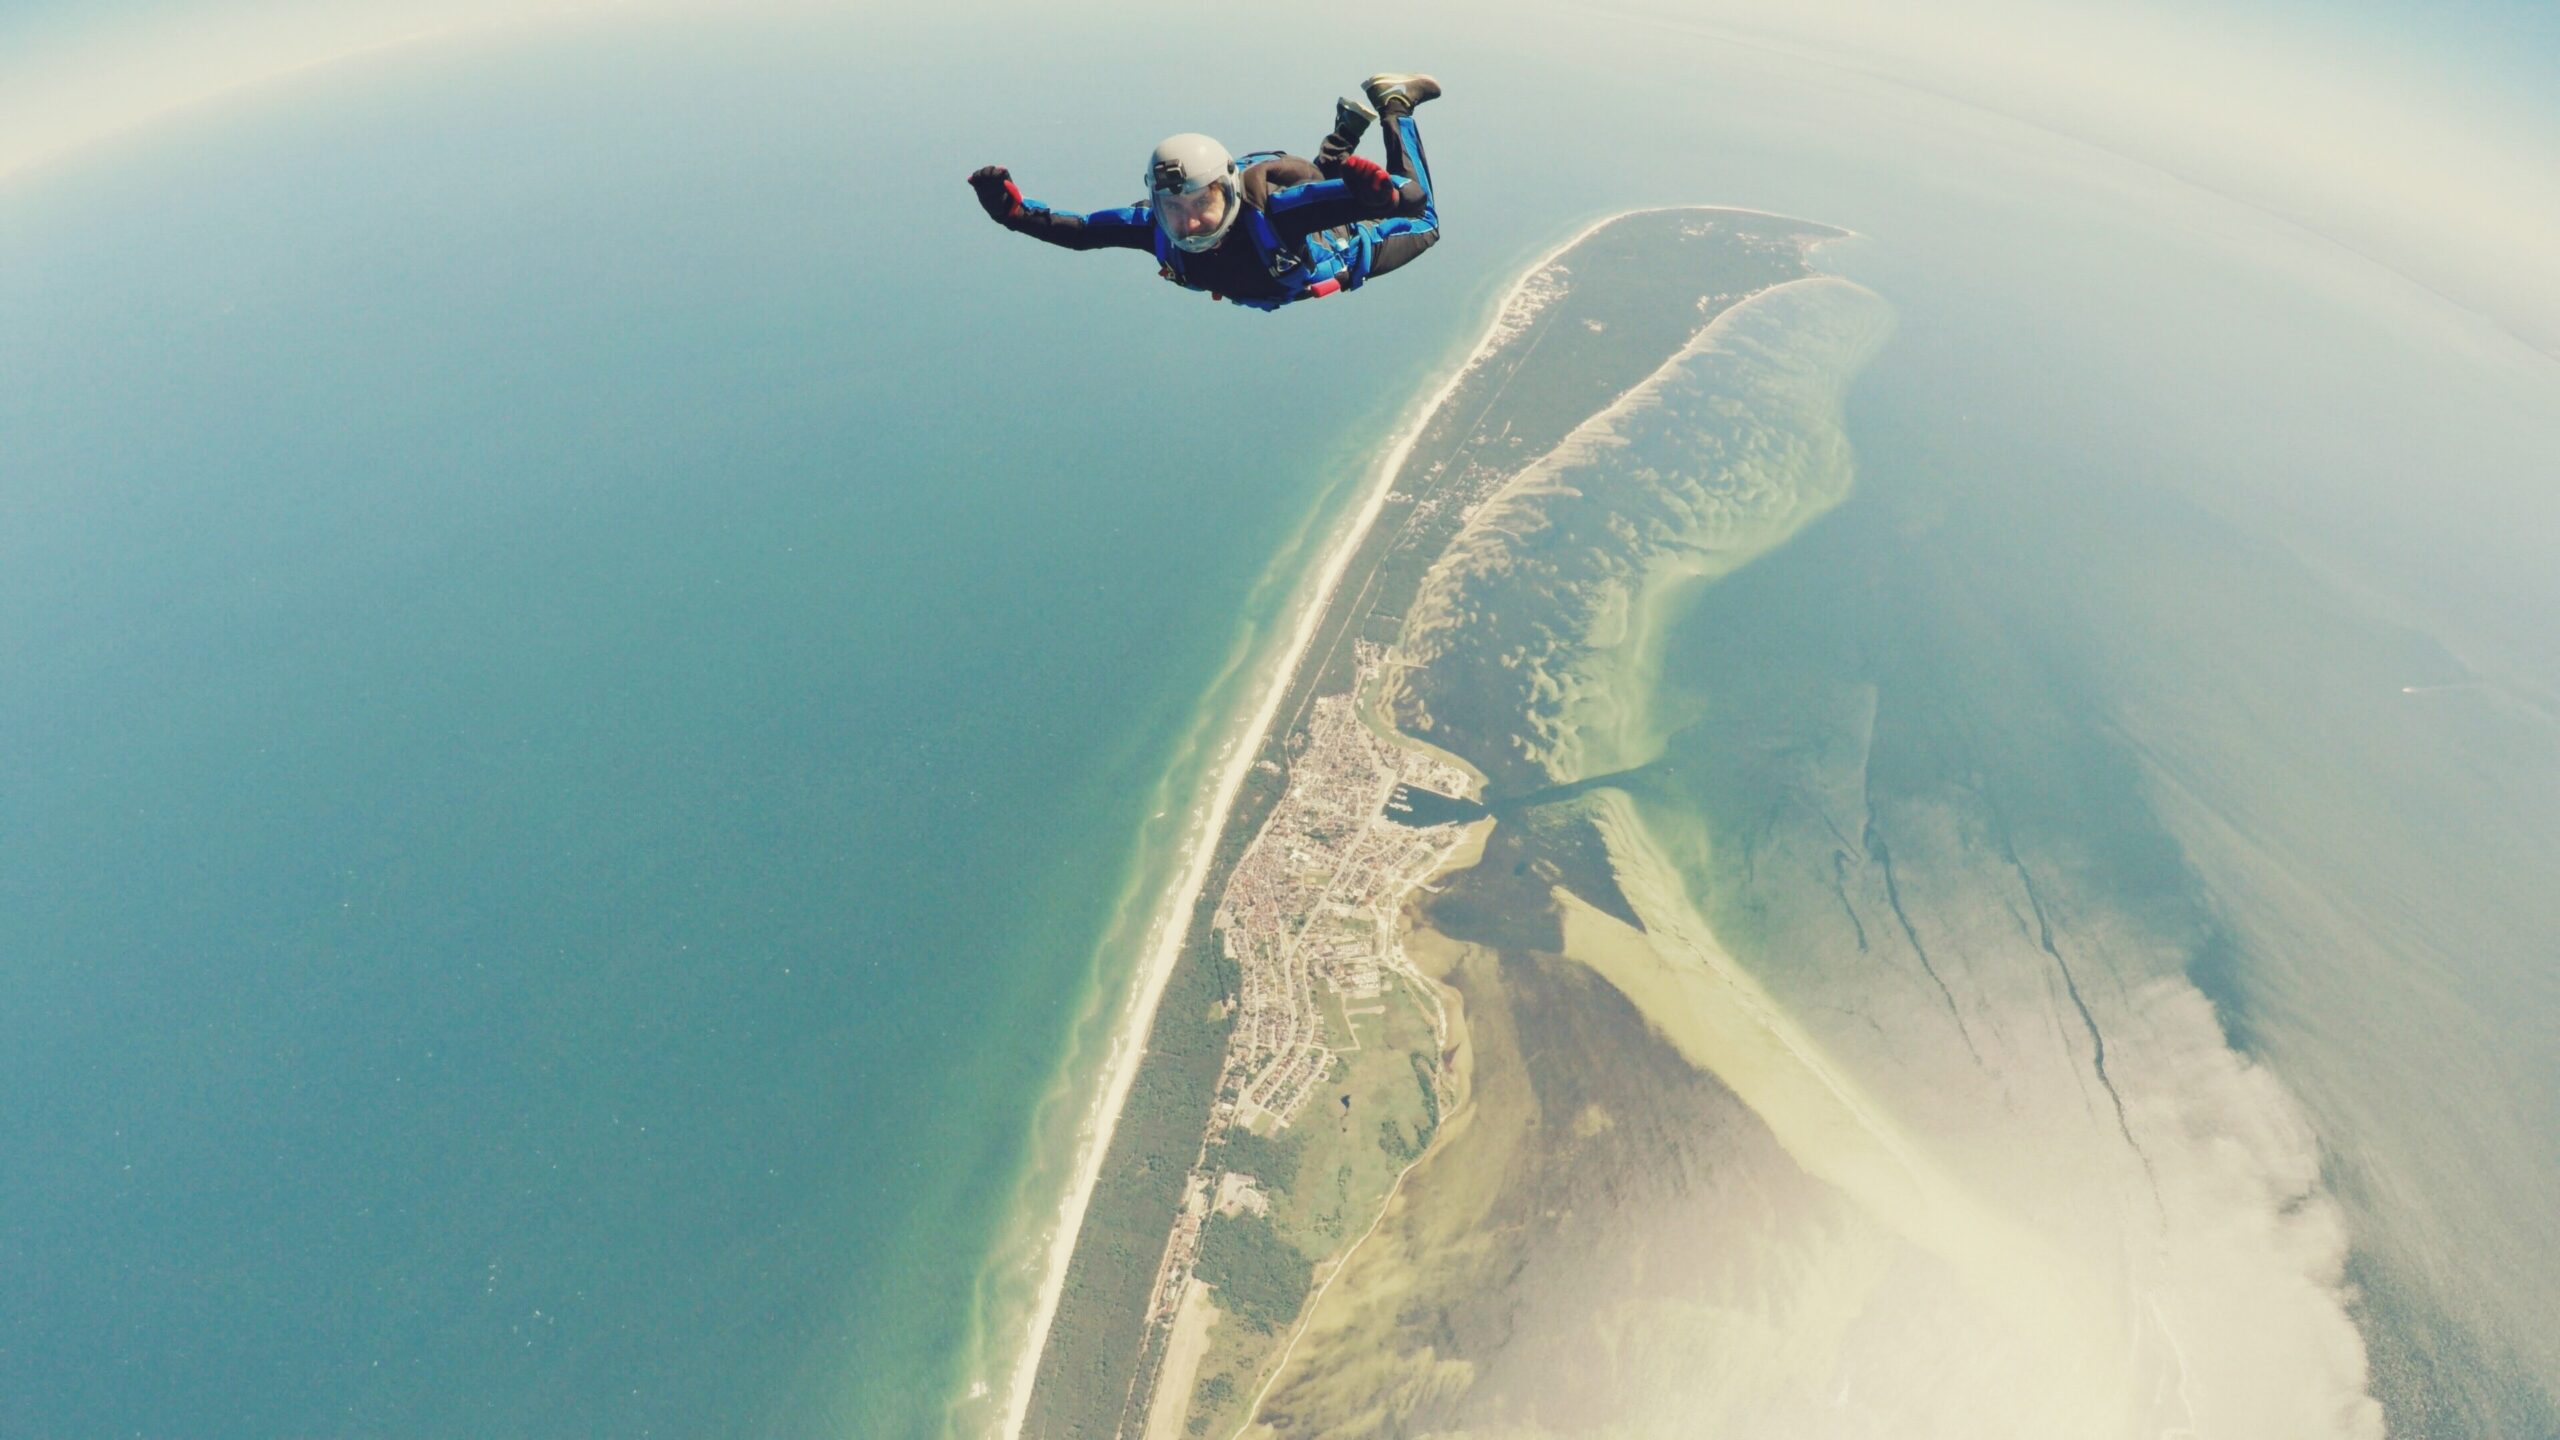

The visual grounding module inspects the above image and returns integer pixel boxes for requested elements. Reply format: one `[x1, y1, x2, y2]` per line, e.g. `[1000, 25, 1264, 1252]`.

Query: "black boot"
[1318, 96, 1375, 173]
[1362, 73, 1441, 116]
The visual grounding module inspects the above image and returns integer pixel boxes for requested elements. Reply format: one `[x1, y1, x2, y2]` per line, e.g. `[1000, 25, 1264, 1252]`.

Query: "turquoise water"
[0, 15, 1483, 1437]
[14, 3, 2551, 1436]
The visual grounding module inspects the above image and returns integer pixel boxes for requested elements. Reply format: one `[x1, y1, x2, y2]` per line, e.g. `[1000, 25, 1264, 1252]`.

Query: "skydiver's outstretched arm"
[968, 166, 1157, 252]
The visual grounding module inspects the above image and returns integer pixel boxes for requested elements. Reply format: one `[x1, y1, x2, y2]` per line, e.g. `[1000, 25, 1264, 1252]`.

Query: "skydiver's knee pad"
[1356, 218, 1440, 284]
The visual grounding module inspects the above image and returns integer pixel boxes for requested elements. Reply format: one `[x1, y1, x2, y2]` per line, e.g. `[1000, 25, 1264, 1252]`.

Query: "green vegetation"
[1021, 917, 1236, 1439]
[1214, 1128, 1304, 1190]
[1374, 1051, 1446, 1161]
[1196, 1212, 1313, 1334]
[1186, 1374, 1237, 1434]
[1410, 1051, 1441, 1140]
[1178, 979, 1449, 1440]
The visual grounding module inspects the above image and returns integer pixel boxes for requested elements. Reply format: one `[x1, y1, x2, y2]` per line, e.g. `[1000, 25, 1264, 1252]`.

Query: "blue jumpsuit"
[997, 111, 1439, 309]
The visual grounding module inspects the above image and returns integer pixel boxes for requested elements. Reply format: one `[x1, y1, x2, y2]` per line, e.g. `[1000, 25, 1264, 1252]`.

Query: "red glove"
[1336, 155, 1395, 202]
[969, 165, 1024, 223]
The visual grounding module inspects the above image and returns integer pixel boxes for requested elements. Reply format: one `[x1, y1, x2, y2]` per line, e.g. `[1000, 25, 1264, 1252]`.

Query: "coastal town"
[1018, 209, 1848, 1440]
[1211, 652, 1473, 1132]
[1120, 650, 1478, 1416]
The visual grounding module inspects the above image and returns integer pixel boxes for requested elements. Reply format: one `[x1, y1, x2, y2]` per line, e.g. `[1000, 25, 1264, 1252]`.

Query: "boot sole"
[1362, 73, 1442, 112]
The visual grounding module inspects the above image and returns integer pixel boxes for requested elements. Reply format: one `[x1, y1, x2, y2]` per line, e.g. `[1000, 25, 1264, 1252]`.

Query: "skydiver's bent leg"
[1361, 222, 1443, 279]
[1316, 97, 1374, 173]
[1378, 110, 1435, 222]
[1352, 110, 1440, 285]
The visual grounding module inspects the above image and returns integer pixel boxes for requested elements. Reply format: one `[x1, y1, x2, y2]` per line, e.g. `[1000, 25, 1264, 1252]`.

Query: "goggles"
[1155, 178, 1235, 253]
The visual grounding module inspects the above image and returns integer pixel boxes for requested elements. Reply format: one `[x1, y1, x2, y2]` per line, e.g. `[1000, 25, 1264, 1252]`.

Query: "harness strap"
[1152, 157, 1361, 310]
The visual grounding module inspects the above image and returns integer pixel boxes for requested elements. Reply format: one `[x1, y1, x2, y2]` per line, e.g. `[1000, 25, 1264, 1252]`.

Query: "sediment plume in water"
[1255, 258, 2384, 1439]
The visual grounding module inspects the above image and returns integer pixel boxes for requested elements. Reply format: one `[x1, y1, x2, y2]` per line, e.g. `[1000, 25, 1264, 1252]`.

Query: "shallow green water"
[1606, 136, 2560, 1432]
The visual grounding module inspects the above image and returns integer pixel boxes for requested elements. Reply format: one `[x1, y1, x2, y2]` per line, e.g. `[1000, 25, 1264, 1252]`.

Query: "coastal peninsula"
[1010, 208, 1851, 1439]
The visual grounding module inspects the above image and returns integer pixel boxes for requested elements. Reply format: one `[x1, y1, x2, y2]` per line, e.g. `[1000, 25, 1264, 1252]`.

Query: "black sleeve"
[1004, 201, 1159, 253]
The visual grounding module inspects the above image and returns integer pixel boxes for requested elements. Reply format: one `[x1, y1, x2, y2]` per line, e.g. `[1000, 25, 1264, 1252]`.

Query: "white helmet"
[1147, 133, 1241, 253]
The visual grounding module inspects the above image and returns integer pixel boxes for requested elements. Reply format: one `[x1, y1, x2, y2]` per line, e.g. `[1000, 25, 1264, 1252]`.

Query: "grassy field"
[1172, 969, 1445, 1440]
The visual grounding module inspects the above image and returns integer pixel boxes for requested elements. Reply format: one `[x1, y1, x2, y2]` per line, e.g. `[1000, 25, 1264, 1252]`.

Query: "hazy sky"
[0, 0, 630, 181]
[7, 0, 2552, 353]
[1589, 0, 2560, 354]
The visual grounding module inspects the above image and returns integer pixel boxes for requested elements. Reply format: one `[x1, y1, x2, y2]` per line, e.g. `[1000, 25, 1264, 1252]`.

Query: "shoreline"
[990, 207, 1649, 1440]
[1206, 239, 1871, 1438]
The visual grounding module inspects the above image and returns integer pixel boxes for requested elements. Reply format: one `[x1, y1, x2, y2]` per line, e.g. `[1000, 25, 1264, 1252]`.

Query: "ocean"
[0, 13, 1488, 1437]
[10, 3, 2552, 1436]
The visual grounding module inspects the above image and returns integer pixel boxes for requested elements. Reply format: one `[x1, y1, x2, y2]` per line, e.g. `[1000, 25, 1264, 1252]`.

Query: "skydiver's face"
[1161, 184, 1229, 240]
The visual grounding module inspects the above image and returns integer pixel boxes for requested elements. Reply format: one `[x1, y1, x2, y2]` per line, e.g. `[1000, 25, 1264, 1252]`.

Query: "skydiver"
[966, 74, 1443, 311]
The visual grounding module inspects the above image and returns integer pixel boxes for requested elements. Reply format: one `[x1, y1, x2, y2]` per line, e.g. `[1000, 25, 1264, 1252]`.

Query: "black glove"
[969, 165, 1024, 223]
